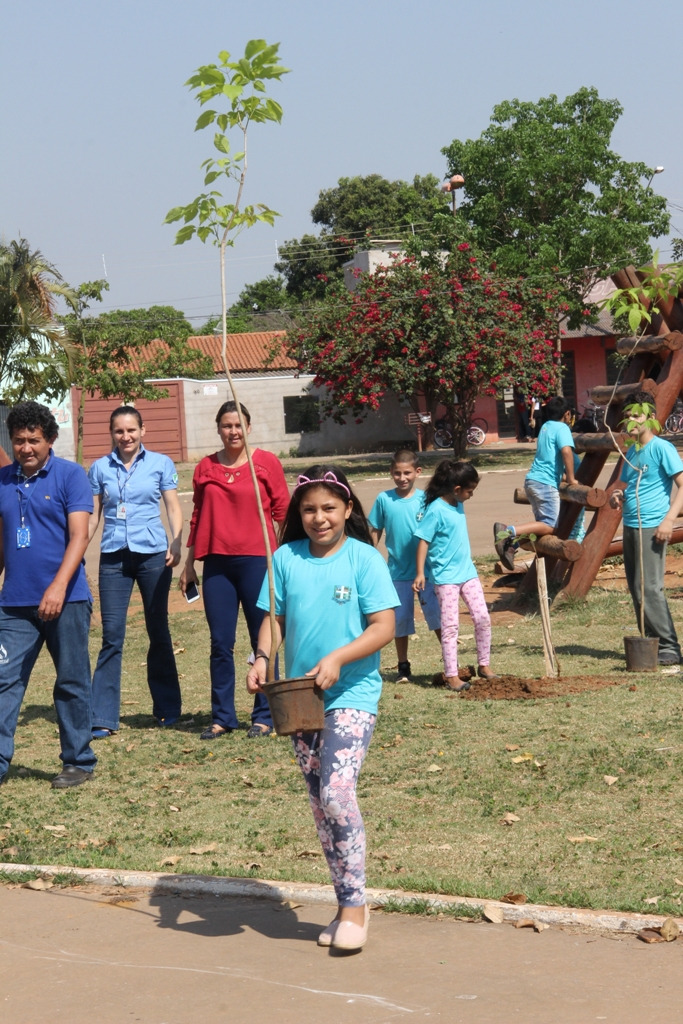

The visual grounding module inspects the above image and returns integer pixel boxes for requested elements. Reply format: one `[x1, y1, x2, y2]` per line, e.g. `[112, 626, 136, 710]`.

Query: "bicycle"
[665, 401, 683, 434]
[433, 417, 488, 449]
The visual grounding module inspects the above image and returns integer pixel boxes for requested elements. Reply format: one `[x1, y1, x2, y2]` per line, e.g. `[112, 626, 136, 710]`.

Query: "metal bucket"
[262, 676, 325, 735]
[623, 635, 659, 672]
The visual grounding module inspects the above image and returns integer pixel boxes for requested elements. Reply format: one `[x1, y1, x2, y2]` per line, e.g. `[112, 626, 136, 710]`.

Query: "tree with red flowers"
[285, 241, 561, 455]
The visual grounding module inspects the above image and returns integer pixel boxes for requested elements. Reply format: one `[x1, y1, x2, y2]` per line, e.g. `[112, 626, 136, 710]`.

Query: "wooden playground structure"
[510, 265, 683, 604]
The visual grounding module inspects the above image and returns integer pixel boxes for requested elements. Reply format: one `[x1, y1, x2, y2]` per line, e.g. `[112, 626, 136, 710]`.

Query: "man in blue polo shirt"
[0, 401, 96, 789]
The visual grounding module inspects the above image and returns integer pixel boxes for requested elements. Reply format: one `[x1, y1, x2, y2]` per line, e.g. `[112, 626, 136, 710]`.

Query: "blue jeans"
[92, 549, 181, 731]
[0, 602, 96, 778]
[202, 554, 273, 729]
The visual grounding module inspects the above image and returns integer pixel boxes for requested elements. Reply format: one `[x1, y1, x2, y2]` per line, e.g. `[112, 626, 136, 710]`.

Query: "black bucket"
[623, 635, 659, 672]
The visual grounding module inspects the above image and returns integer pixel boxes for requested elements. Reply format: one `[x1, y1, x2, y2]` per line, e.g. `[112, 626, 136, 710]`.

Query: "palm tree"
[0, 237, 77, 402]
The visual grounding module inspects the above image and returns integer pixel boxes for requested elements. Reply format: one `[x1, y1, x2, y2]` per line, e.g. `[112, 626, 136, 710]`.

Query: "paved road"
[1, 883, 681, 1024]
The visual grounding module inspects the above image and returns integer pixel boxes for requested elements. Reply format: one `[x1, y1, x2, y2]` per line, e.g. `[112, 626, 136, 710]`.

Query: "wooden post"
[517, 535, 582, 561]
[536, 556, 559, 677]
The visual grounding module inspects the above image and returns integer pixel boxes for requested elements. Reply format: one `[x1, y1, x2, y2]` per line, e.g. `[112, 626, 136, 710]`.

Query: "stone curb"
[1, 861, 681, 936]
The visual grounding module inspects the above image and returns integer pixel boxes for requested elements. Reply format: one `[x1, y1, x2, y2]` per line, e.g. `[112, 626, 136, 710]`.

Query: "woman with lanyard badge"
[88, 406, 183, 737]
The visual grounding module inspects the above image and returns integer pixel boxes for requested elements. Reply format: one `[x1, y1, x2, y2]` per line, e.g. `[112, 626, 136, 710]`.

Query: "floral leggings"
[435, 577, 491, 676]
[292, 707, 376, 907]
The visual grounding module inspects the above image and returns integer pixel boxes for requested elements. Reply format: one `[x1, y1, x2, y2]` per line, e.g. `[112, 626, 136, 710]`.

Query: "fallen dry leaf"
[244, 862, 261, 871]
[567, 835, 598, 843]
[501, 891, 527, 905]
[297, 850, 321, 859]
[172, 647, 186, 655]
[514, 918, 536, 928]
[501, 813, 520, 826]
[436, 844, 452, 851]
[482, 904, 505, 924]
[659, 918, 680, 941]
[505, 744, 520, 751]
[125, 744, 135, 753]
[394, 693, 403, 700]
[643, 896, 661, 905]
[603, 776, 619, 786]
[534, 921, 550, 932]
[169, 805, 180, 812]
[22, 877, 53, 890]
[189, 844, 217, 855]
[43, 824, 66, 833]
[2, 846, 19, 857]
[122, 700, 139, 705]
[511, 753, 533, 763]
[427, 764, 442, 773]
[241, 775, 254, 787]
[161, 856, 181, 866]
[638, 928, 666, 943]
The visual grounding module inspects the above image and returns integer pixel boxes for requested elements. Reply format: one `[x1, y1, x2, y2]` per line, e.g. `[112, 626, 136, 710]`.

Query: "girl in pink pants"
[413, 460, 496, 691]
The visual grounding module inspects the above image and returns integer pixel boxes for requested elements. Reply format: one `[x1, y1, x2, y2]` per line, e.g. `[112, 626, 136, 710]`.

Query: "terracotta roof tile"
[187, 332, 296, 374]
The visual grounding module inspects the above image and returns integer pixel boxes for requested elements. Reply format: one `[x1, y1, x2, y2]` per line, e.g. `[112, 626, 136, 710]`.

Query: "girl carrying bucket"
[247, 465, 398, 952]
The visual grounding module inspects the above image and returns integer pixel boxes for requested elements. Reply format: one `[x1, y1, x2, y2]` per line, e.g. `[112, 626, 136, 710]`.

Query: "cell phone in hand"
[184, 581, 200, 603]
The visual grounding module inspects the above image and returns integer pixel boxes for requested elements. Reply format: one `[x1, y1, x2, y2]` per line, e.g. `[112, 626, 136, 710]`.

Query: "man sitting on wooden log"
[610, 389, 683, 667]
[494, 396, 577, 570]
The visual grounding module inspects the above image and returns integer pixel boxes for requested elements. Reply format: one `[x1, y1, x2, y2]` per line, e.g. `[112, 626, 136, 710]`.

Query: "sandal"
[445, 678, 471, 692]
[246, 723, 273, 738]
[91, 727, 115, 740]
[478, 667, 500, 679]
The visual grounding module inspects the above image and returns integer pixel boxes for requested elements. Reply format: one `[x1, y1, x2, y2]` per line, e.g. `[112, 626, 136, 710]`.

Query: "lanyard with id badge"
[16, 476, 37, 548]
[115, 456, 141, 521]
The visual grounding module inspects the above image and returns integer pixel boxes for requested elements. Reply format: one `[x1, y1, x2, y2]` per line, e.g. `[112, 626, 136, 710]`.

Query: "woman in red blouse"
[180, 401, 290, 738]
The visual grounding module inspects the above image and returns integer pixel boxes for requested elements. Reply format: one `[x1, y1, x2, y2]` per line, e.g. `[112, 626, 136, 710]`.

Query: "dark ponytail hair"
[280, 463, 373, 546]
[425, 460, 479, 505]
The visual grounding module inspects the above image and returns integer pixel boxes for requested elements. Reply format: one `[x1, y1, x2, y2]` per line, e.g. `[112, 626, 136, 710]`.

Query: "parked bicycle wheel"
[467, 425, 486, 446]
[433, 427, 453, 449]
[665, 412, 683, 434]
[471, 416, 488, 433]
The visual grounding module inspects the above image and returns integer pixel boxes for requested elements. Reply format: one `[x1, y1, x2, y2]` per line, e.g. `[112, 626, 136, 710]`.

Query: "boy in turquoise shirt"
[369, 449, 441, 681]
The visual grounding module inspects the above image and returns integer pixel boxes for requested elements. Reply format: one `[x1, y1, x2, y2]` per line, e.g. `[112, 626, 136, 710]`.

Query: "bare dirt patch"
[455, 672, 626, 701]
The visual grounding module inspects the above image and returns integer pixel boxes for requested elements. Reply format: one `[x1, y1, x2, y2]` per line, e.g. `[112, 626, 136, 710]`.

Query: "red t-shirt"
[187, 449, 290, 558]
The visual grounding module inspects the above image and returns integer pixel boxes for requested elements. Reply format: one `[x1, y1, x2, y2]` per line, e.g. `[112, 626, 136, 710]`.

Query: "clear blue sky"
[1, 0, 681, 326]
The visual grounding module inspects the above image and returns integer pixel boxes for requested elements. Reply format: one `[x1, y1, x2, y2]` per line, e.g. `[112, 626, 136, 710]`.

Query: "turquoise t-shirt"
[526, 420, 575, 488]
[413, 498, 477, 585]
[256, 537, 399, 714]
[620, 436, 683, 527]
[368, 488, 427, 581]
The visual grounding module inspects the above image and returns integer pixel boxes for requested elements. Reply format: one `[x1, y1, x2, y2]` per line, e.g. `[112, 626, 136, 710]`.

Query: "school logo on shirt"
[333, 585, 352, 603]
[415, 510, 425, 521]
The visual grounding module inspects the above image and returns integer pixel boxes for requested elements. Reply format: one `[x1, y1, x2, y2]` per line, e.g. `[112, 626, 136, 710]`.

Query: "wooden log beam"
[616, 331, 683, 356]
[573, 432, 626, 454]
[605, 522, 683, 557]
[517, 536, 582, 561]
[589, 379, 658, 407]
[513, 483, 606, 508]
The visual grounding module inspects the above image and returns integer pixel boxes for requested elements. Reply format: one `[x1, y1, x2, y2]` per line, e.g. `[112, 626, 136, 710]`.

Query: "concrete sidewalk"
[2, 870, 682, 1023]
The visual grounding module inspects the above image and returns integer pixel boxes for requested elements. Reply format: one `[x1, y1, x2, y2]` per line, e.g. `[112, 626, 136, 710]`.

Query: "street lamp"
[646, 165, 665, 188]
[441, 174, 465, 217]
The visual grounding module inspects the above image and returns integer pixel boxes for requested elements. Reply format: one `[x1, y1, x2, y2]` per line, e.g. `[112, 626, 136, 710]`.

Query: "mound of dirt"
[456, 674, 628, 701]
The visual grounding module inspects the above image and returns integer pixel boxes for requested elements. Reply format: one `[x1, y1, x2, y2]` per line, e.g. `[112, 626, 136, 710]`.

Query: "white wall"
[181, 376, 414, 459]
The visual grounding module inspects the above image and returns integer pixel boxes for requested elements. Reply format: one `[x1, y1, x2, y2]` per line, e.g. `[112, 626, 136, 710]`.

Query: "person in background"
[180, 401, 290, 738]
[414, 460, 497, 690]
[368, 448, 441, 682]
[0, 402, 96, 788]
[88, 406, 183, 738]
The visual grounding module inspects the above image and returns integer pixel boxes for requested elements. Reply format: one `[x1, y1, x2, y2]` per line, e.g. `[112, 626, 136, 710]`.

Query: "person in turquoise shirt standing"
[610, 390, 683, 665]
[368, 448, 441, 683]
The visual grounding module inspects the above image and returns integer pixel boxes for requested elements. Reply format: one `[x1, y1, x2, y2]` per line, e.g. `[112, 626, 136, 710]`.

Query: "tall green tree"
[0, 237, 77, 402]
[442, 87, 670, 325]
[61, 286, 213, 461]
[272, 173, 451, 303]
[286, 240, 561, 455]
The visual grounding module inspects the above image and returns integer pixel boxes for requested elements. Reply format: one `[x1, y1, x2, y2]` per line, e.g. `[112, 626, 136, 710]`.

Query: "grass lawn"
[2, 557, 683, 918]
